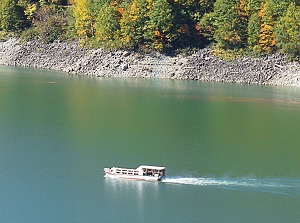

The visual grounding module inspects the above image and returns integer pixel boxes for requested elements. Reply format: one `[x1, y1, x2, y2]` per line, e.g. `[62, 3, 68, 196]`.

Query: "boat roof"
[137, 165, 165, 170]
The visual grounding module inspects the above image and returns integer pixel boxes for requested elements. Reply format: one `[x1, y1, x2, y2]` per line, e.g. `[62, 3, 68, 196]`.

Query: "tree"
[274, 2, 300, 58]
[24, 2, 37, 22]
[247, 0, 263, 52]
[94, 3, 120, 44]
[87, 0, 109, 34]
[263, 0, 291, 23]
[170, 0, 215, 48]
[248, 0, 263, 12]
[32, 4, 67, 43]
[73, 0, 93, 39]
[198, 11, 215, 41]
[119, 0, 149, 49]
[235, 0, 250, 46]
[145, 0, 174, 50]
[256, 0, 292, 53]
[213, 0, 249, 49]
[258, 22, 275, 53]
[197, 0, 218, 43]
[247, 12, 261, 52]
[0, 0, 26, 32]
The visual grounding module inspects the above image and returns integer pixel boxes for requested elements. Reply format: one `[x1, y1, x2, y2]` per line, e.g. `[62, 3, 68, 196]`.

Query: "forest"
[0, 0, 299, 58]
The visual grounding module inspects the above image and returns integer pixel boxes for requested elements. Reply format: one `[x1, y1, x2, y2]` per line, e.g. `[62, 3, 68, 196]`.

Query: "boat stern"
[104, 168, 111, 174]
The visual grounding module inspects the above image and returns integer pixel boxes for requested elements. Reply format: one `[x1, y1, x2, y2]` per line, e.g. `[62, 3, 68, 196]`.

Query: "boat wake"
[161, 177, 300, 195]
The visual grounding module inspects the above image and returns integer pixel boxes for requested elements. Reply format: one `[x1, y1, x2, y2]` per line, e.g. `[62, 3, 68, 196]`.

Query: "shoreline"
[1, 38, 300, 87]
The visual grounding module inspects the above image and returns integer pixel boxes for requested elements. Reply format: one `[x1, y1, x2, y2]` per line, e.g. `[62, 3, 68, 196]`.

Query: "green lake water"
[0, 66, 300, 222]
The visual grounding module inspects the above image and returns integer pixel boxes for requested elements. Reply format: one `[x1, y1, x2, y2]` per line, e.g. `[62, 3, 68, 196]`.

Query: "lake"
[0, 66, 300, 222]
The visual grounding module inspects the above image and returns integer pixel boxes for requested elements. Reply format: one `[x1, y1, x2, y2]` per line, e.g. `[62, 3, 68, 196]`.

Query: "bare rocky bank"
[1, 38, 300, 86]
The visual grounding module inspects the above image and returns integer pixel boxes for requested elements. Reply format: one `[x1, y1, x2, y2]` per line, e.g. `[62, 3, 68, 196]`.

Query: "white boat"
[104, 165, 166, 181]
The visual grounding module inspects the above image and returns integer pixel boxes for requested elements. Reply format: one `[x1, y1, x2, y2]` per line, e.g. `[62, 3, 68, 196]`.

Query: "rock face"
[1, 38, 300, 86]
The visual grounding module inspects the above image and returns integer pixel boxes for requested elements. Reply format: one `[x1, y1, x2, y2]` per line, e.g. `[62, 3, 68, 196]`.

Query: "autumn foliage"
[0, 0, 299, 57]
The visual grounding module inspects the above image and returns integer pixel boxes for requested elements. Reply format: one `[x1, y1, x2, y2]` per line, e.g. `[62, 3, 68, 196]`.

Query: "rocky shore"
[1, 38, 300, 86]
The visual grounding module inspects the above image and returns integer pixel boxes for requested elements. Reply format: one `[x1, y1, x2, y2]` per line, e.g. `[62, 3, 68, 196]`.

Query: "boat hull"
[104, 172, 162, 181]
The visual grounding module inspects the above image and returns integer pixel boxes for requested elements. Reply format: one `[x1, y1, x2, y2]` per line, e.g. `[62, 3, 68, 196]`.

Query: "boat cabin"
[137, 165, 165, 177]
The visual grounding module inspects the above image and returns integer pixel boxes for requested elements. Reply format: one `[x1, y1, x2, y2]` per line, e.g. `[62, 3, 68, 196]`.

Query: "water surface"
[0, 66, 300, 222]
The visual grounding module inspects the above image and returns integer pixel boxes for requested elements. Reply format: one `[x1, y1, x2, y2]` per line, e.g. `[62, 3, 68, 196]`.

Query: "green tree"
[247, 12, 261, 52]
[0, 0, 26, 32]
[197, 11, 215, 41]
[248, 0, 263, 12]
[274, 2, 300, 58]
[119, 0, 149, 49]
[171, 0, 215, 48]
[213, 0, 249, 49]
[87, 0, 109, 35]
[263, 0, 291, 24]
[247, 0, 263, 52]
[88, 0, 109, 14]
[197, 0, 217, 43]
[94, 3, 120, 44]
[145, 0, 174, 50]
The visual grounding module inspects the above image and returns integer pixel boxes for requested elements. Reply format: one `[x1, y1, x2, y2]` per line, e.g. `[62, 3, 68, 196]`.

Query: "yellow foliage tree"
[255, 0, 291, 53]
[257, 1, 275, 53]
[73, 0, 93, 39]
[258, 23, 275, 53]
[24, 3, 37, 21]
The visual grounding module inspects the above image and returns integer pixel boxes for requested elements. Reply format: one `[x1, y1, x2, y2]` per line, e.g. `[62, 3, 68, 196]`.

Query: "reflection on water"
[105, 175, 300, 196]
[104, 178, 160, 220]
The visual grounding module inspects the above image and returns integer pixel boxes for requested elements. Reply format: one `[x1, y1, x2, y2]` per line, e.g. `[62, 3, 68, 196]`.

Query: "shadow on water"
[161, 177, 300, 196]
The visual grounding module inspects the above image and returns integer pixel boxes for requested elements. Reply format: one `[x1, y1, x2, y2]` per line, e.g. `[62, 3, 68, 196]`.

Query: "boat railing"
[114, 168, 139, 175]
[106, 166, 165, 178]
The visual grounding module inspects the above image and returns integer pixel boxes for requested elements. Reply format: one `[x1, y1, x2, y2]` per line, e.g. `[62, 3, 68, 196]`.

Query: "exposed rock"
[121, 64, 128, 71]
[0, 38, 300, 86]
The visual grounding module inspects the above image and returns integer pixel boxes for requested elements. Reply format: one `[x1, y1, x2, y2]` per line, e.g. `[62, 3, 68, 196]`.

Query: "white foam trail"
[162, 177, 260, 187]
[161, 177, 300, 195]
